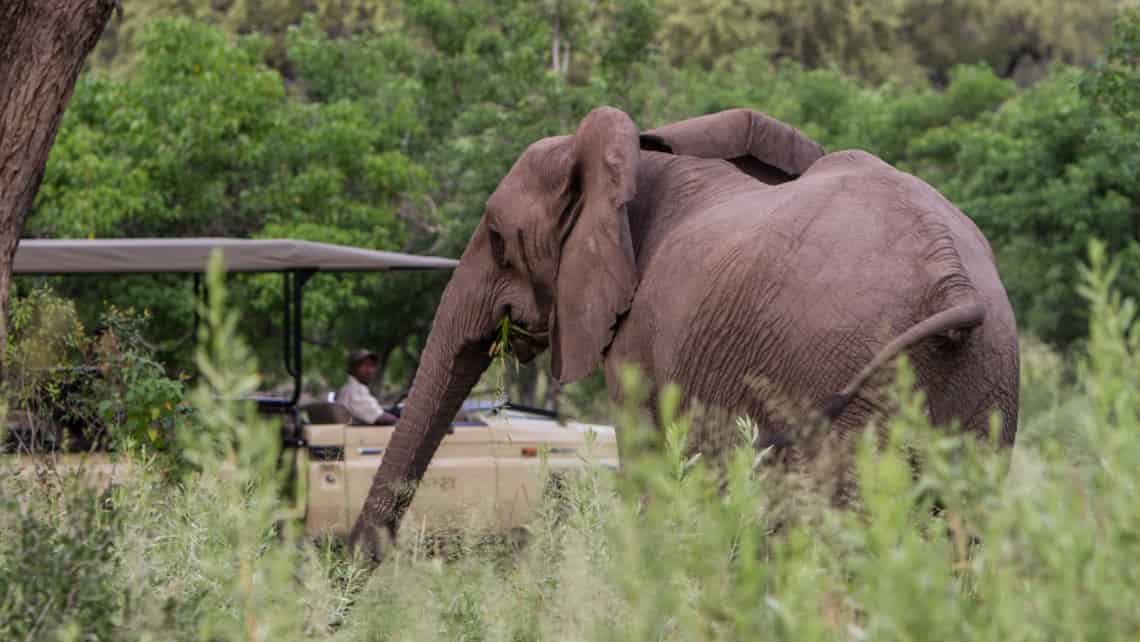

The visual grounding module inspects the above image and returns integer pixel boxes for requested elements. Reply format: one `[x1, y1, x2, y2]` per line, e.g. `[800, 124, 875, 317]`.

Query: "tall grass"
[3, 241, 1139, 641]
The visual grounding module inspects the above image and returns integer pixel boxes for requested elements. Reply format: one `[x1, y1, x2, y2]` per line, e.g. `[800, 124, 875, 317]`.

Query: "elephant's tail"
[821, 302, 986, 420]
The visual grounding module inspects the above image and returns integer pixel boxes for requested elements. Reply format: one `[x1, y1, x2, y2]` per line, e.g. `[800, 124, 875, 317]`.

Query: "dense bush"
[3, 288, 192, 466]
[3, 288, 88, 452]
[0, 476, 123, 641]
[4, 245, 1140, 640]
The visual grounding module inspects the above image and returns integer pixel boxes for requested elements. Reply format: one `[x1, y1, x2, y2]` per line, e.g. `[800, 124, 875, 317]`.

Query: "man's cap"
[347, 349, 380, 370]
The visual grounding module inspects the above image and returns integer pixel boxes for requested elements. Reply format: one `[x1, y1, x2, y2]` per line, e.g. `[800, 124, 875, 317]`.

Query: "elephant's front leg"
[601, 324, 672, 461]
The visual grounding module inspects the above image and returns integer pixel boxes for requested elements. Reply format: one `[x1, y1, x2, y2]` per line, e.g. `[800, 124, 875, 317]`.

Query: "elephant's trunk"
[351, 271, 494, 543]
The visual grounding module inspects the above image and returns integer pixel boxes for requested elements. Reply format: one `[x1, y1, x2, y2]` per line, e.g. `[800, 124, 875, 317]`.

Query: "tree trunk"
[0, 0, 116, 358]
[552, 13, 561, 72]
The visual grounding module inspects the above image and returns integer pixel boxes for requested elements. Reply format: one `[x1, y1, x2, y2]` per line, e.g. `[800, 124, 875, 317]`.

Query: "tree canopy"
[20, 0, 1140, 397]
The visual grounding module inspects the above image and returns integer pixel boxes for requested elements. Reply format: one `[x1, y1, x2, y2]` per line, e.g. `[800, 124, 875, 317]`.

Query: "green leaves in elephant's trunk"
[488, 316, 535, 400]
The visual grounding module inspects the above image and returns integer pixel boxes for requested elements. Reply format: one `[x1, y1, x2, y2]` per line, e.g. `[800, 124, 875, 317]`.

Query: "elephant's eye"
[488, 223, 508, 269]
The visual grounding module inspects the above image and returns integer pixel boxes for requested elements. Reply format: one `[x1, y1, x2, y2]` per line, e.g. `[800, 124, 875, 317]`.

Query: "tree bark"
[552, 13, 561, 72]
[0, 0, 116, 357]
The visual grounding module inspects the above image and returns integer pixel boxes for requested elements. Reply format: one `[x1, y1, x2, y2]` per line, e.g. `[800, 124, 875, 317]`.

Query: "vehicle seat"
[303, 401, 352, 425]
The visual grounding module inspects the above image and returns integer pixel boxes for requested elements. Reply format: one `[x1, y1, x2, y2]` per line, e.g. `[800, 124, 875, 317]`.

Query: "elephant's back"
[657, 151, 1005, 310]
[635, 149, 1016, 424]
[784, 150, 1013, 324]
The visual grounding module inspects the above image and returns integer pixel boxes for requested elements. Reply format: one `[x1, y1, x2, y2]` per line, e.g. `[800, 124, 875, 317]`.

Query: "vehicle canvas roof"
[13, 238, 459, 275]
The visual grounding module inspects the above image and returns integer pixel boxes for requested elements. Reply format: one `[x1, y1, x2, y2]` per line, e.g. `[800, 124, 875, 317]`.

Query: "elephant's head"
[348, 107, 644, 556]
[441, 105, 643, 384]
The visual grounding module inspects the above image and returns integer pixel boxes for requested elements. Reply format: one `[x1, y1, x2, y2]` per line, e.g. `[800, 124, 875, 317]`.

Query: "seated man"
[336, 349, 398, 426]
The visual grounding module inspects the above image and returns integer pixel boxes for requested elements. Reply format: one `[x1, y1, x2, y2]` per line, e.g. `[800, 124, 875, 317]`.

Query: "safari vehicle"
[4, 238, 618, 536]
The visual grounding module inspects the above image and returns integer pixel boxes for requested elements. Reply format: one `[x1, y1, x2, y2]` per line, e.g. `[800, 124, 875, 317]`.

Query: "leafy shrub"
[3, 288, 88, 452]
[3, 288, 192, 468]
[1083, 5, 1140, 125]
[0, 474, 123, 642]
[5, 245, 1140, 640]
[83, 306, 194, 467]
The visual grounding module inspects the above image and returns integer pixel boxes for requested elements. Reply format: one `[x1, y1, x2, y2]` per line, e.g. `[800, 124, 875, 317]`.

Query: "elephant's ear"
[550, 107, 640, 384]
[644, 108, 824, 184]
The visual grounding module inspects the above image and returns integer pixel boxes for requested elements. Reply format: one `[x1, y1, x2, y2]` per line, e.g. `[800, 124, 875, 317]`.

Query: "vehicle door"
[489, 411, 590, 530]
[490, 411, 623, 530]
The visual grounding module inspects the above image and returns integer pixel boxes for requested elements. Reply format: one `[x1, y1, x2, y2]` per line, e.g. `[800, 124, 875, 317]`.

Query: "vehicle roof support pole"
[283, 271, 294, 379]
[192, 272, 201, 344]
[286, 269, 314, 408]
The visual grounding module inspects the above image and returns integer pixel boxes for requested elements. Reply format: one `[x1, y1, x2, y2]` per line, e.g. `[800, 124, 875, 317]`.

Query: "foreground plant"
[4, 244, 1140, 641]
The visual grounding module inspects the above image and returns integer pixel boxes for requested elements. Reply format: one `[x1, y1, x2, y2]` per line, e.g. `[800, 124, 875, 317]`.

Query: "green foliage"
[86, 307, 193, 463]
[1084, 5, 1140, 124]
[904, 0, 1121, 83]
[43, 15, 421, 241]
[0, 476, 123, 641]
[3, 289, 91, 454]
[5, 287, 86, 383]
[91, 0, 1120, 87]
[4, 244, 1140, 639]
[89, 0, 397, 70]
[34, 16, 438, 387]
[660, 0, 924, 83]
[3, 290, 191, 464]
[915, 68, 1140, 345]
[171, 251, 307, 639]
[656, 0, 1119, 83]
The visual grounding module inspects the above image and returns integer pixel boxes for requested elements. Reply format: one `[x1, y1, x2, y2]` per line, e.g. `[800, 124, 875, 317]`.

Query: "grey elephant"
[349, 107, 1020, 556]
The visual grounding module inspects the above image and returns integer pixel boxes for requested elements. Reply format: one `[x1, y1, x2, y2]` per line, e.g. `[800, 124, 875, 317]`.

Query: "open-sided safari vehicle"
[5, 238, 618, 536]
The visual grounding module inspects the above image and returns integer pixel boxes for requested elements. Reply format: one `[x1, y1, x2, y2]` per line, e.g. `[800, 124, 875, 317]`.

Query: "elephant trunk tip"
[821, 392, 852, 420]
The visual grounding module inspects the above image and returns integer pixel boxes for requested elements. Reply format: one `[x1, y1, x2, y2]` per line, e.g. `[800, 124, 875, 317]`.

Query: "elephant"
[348, 106, 1020, 557]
